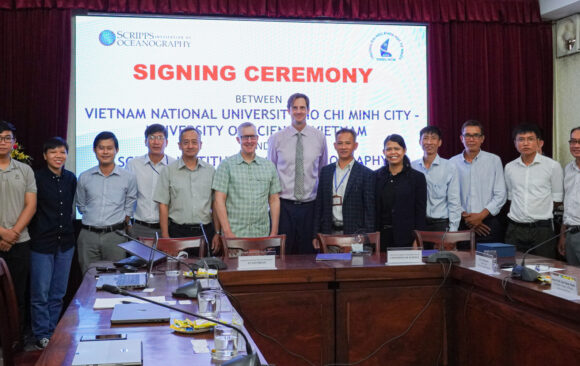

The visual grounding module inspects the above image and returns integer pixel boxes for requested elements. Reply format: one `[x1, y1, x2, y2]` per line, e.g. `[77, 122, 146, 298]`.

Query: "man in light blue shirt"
[412, 126, 461, 233]
[76, 131, 137, 272]
[450, 120, 507, 243]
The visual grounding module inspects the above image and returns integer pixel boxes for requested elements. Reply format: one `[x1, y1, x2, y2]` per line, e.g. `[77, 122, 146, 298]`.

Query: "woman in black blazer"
[375, 134, 427, 250]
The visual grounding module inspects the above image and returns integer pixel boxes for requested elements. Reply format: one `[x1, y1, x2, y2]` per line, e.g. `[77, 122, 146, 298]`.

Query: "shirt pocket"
[429, 182, 447, 200]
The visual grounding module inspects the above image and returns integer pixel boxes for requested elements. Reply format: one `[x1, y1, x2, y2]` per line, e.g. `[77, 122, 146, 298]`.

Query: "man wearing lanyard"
[126, 124, 175, 238]
[313, 128, 375, 244]
[268, 93, 328, 254]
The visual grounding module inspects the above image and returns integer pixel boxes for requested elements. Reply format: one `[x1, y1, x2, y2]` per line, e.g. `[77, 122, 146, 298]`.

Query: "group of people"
[1, 93, 580, 350]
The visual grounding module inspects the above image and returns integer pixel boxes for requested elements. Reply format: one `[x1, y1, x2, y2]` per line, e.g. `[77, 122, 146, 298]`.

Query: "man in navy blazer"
[313, 128, 375, 243]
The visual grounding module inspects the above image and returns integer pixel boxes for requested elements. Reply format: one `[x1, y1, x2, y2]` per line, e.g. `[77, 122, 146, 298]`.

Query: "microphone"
[426, 227, 460, 263]
[115, 230, 203, 298]
[511, 226, 577, 282]
[101, 284, 260, 366]
[199, 223, 227, 270]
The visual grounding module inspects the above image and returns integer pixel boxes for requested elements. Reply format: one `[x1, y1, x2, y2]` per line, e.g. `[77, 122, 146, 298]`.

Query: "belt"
[81, 222, 125, 234]
[381, 224, 393, 230]
[169, 219, 202, 230]
[426, 217, 449, 224]
[508, 218, 552, 228]
[280, 198, 314, 205]
[134, 220, 161, 229]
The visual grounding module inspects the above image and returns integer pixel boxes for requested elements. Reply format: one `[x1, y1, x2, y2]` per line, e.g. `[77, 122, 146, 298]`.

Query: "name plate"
[387, 249, 423, 265]
[237, 255, 276, 270]
[475, 251, 497, 274]
[551, 272, 579, 296]
[351, 243, 364, 253]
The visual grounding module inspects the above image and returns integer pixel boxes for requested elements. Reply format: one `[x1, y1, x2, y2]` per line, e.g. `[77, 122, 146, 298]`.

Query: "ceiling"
[540, 0, 580, 20]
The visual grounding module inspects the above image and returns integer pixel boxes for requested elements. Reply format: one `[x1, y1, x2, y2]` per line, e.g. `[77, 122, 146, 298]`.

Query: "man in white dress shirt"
[558, 126, 580, 265]
[126, 124, 175, 238]
[504, 123, 563, 258]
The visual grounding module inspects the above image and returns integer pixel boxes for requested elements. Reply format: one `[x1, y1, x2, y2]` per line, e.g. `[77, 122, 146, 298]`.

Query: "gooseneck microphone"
[101, 284, 260, 366]
[511, 226, 578, 282]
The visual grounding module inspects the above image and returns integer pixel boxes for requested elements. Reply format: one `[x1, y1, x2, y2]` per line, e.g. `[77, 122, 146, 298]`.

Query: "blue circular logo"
[99, 30, 116, 46]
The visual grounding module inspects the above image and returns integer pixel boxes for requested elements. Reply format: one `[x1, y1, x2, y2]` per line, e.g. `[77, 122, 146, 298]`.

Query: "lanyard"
[148, 155, 168, 175]
[334, 166, 351, 192]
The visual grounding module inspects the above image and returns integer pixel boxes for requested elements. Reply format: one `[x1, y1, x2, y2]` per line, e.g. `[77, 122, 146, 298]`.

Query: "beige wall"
[554, 25, 580, 166]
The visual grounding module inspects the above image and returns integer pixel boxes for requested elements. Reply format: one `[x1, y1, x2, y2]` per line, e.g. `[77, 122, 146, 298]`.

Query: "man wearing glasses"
[450, 120, 506, 242]
[267, 93, 328, 254]
[504, 123, 563, 258]
[126, 124, 175, 238]
[154, 126, 218, 253]
[0, 120, 37, 331]
[559, 127, 580, 265]
[213, 122, 281, 244]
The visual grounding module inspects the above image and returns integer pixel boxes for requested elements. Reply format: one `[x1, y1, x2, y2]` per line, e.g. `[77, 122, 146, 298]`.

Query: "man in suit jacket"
[313, 128, 375, 244]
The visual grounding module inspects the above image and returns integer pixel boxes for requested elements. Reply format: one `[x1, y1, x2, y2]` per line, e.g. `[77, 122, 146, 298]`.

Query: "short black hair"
[420, 125, 442, 139]
[383, 134, 407, 150]
[144, 124, 168, 139]
[0, 120, 16, 135]
[571, 126, 580, 135]
[287, 93, 310, 110]
[93, 131, 119, 150]
[335, 128, 357, 141]
[43, 137, 69, 153]
[179, 126, 202, 142]
[512, 123, 541, 140]
[461, 120, 484, 136]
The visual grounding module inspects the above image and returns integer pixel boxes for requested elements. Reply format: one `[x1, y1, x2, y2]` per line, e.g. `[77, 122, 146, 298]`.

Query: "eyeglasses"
[515, 137, 538, 143]
[148, 135, 166, 141]
[569, 139, 580, 146]
[462, 133, 482, 139]
[240, 135, 258, 141]
[0, 136, 15, 143]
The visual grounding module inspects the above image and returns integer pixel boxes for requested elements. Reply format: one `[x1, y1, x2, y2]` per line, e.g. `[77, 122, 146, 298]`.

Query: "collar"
[144, 154, 169, 166]
[516, 152, 541, 167]
[291, 125, 310, 137]
[234, 152, 260, 165]
[91, 164, 120, 176]
[420, 154, 440, 168]
[178, 157, 202, 171]
[336, 158, 355, 171]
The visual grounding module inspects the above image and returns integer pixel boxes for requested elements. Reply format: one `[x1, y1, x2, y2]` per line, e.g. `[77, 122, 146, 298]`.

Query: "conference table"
[37, 252, 580, 366]
[34, 267, 268, 365]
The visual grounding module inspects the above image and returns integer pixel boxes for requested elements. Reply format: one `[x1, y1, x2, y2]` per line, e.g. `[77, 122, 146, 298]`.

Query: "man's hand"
[211, 233, 223, 254]
[558, 237, 566, 257]
[0, 239, 12, 252]
[0, 227, 19, 243]
[472, 223, 491, 236]
[464, 212, 485, 228]
[312, 238, 320, 250]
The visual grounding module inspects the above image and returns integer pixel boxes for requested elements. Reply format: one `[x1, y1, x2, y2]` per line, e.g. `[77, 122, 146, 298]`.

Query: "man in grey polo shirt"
[213, 122, 281, 240]
[0, 120, 37, 330]
[153, 126, 218, 253]
[126, 124, 175, 238]
[504, 123, 563, 258]
[76, 131, 137, 272]
[559, 126, 580, 266]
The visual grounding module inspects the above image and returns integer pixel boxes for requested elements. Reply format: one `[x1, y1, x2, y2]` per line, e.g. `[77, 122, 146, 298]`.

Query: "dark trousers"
[279, 199, 315, 254]
[168, 220, 215, 257]
[460, 214, 504, 243]
[504, 221, 555, 259]
[0, 240, 30, 331]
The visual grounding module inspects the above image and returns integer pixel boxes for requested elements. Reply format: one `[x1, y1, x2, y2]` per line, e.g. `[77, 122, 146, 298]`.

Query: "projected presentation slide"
[74, 15, 427, 174]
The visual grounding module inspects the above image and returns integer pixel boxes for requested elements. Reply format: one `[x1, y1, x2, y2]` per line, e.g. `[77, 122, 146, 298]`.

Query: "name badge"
[474, 251, 498, 274]
[386, 248, 423, 265]
[332, 195, 342, 206]
[551, 272, 579, 296]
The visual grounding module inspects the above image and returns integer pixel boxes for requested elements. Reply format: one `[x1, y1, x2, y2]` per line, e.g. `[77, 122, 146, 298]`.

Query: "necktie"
[294, 132, 304, 201]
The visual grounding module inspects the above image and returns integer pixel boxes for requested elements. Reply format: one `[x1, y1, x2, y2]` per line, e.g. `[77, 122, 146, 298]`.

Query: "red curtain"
[0, 0, 551, 166]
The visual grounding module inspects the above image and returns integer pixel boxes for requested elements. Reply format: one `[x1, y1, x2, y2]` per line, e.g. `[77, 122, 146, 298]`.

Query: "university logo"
[369, 32, 404, 61]
[99, 30, 116, 46]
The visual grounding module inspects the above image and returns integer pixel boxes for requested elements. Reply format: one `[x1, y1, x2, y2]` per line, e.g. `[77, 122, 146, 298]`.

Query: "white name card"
[351, 243, 364, 253]
[387, 249, 423, 265]
[551, 272, 579, 296]
[237, 255, 276, 270]
[475, 252, 497, 274]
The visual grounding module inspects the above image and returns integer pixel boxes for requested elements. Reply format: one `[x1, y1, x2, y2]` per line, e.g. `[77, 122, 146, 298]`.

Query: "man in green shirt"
[213, 122, 281, 239]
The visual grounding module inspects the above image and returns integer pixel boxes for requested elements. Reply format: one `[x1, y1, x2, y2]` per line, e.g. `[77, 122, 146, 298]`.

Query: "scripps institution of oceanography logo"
[97, 30, 191, 48]
[369, 32, 404, 61]
[99, 30, 116, 46]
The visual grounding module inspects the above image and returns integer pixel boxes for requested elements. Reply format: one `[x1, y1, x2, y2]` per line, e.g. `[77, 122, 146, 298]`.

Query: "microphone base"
[172, 280, 202, 298]
[512, 265, 540, 282]
[222, 354, 260, 366]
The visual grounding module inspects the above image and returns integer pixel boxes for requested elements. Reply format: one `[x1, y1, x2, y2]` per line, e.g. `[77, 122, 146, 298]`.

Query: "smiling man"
[126, 124, 175, 238]
[267, 93, 328, 254]
[559, 127, 580, 265]
[504, 123, 563, 258]
[75, 131, 137, 272]
[450, 120, 506, 243]
[313, 128, 374, 243]
[412, 126, 461, 233]
[213, 122, 281, 241]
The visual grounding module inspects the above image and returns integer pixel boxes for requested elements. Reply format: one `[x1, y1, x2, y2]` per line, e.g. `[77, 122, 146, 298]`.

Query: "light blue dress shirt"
[76, 165, 137, 226]
[412, 154, 462, 231]
[450, 150, 507, 216]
